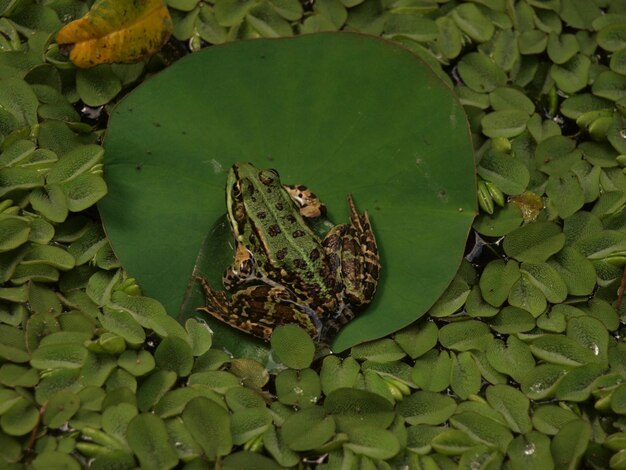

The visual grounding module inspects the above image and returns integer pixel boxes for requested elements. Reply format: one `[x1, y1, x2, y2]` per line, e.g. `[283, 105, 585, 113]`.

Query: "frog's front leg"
[283, 184, 327, 220]
[323, 194, 380, 309]
[222, 243, 256, 290]
[196, 277, 322, 341]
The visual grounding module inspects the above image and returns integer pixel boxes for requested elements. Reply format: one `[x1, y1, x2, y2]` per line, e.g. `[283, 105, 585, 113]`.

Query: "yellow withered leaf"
[57, 0, 173, 68]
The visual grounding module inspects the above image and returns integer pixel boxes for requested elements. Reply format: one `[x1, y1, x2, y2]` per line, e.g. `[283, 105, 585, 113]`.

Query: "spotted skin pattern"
[197, 162, 380, 343]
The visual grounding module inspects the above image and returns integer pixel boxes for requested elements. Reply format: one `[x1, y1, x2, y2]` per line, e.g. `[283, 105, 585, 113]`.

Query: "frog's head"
[226, 162, 283, 236]
[228, 162, 283, 200]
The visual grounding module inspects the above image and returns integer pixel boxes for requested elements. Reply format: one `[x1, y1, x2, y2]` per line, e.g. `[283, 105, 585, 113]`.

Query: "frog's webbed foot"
[283, 184, 327, 220]
[323, 194, 380, 309]
[320, 305, 356, 343]
[196, 277, 322, 341]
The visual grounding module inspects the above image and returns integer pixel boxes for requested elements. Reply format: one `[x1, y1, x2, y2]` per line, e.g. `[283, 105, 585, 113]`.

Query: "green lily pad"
[393, 321, 438, 359]
[224, 386, 265, 411]
[0, 363, 38, 387]
[450, 411, 513, 453]
[185, 318, 213, 356]
[30, 342, 87, 370]
[450, 351, 481, 399]
[458, 445, 504, 469]
[351, 338, 405, 362]
[560, 0, 601, 29]
[280, 406, 335, 451]
[137, 370, 178, 412]
[550, 54, 591, 94]
[98, 309, 145, 346]
[531, 334, 597, 366]
[127, 413, 178, 469]
[555, 363, 605, 402]
[43, 391, 80, 428]
[567, 316, 608, 363]
[0, 77, 38, 128]
[230, 407, 271, 445]
[154, 336, 194, 377]
[503, 221, 565, 262]
[478, 149, 530, 196]
[396, 390, 456, 426]
[473, 203, 524, 237]
[451, 3, 495, 43]
[118, 350, 155, 376]
[464, 285, 499, 318]
[412, 350, 452, 392]
[611, 383, 626, 414]
[518, 30, 547, 54]
[481, 110, 530, 138]
[187, 370, 240, 394]
[489, 87, 535, 115]
[76, 66, 122, 107]
[560, 93, 613, 120]
[428, 277, 471, 318]
[100, 33, 476, 355]
[605, 431, 626, 452]
[438, 320, 491, 352]
[551, 419, 591, 469]
[435, 17, 463, 60]
[545, 172, 585, 218]
[431, 428, 477, 455]
[483, 29, 519, 72]
[592, 71, 626, 101]
[486, 336, 535, 384]
[520, 262, 567, 304]
[181, 396, 232, 460]
[520, 364, 568, 400]
[320, 355, 360, 395]
[274, 368, 320, 408]
[270, 325, 315, 369]
[229, 358, 268, 389]
[485, 385, 532, 434]
[598, 21, 626, 51]
[344, 425, 400, 460]
[548, 247, 596, 296]
[1, 397, 39, 436]
[458, 52, 507, 92]
[508, 274, 547, 317]
[222, 451, 283, 470]
[263, 426, 300, 467]
[324, 387, 394, 431]
[30, 452, 81, 470]
[507, 431, 554, 469]
[164, 417, 202, 462]
[479, 260, 520, 307]
[488, 306, 535, 334]
[563, 211, 602, 244]
[583, 298, 619, 331]
[547, 33, 579, 64]
[531, 404, 579, 435]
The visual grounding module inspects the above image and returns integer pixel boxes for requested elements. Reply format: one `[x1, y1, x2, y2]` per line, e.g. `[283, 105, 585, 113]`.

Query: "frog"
[197, 162, 380, 343]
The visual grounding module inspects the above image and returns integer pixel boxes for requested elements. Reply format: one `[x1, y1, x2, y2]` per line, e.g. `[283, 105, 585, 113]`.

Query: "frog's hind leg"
[196, 277, 321, 341]
[196, 277, 275, 339]
[324, 195, 380, 309]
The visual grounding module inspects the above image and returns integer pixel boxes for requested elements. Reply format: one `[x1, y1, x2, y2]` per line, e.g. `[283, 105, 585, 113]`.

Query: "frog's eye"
[259, 169, 279, 185]
[231, 182, 242, 198]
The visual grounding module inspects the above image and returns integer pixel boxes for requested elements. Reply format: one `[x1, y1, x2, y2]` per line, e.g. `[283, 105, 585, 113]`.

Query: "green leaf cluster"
[1, 0, 626, 468]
